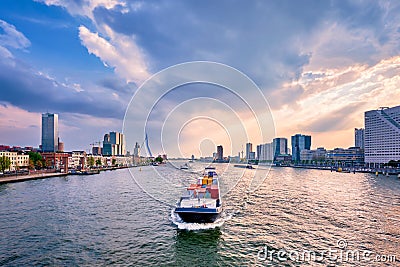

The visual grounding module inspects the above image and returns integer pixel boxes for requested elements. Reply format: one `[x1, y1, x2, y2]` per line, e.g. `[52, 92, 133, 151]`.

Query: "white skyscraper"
[258, 142, 274, 161]
[41, 113, 59, 152]
[365, 106, 400, 165]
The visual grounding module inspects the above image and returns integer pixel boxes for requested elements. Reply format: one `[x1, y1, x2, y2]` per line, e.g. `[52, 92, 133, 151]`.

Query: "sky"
[0, 0, 400, 157]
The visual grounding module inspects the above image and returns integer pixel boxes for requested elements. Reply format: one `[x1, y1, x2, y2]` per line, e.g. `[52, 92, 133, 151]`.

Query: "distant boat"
[174, 169, 222, 223]
[180, 163, 189, 170]
[70, 169, 100, 175]
[234, 164, 254, 169]
[338, 168, 351, 173]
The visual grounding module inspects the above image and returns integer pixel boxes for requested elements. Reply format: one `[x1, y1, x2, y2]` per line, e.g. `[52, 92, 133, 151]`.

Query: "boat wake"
[170, 210, 231, 230]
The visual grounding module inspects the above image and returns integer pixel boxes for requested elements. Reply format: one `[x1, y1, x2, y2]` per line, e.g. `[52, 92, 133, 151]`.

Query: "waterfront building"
[291, 134, 311, 162]
[245, 143, 253, 160]
[103, 131, 126, 156]
[248, 152, 256, 160]
[68, 151, 86, 170]
[229, 155, 240, 163]
[92, 146, 102, 155]
[258, 143, 274, 162]
[0, 145, 10, 151]
[325, 147, 364, 166]
[272, 138, 288, 160]
[134, 142, 140, 157]
[300, 147, 326, 162]
[365, 106, 400, 165]
[41, 113, 59, 152]
[58, 138, 64, 152]
[0, 151, 29, 171]
[256, 145, 262, 160]
[41, 152, 69, 172]
[300, 149, 313, 162]
[355, 128, 365, 149]
[217, 145, 223, 161]
[113, 156, 133, 166]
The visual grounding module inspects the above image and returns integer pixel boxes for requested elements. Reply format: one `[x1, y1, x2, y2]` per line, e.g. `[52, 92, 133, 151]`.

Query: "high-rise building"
[258, 143, 274, 161]
[245, 143, 253, 160]
[365, 106, 400, 165]
[256, 145, 262, 160]
[355, 128, 365, 149]
[291, 134, 311, 162]
[272, 138, 288, 159]
[248, 152, 256, 160]
[217, 145, 223, 161]
[41, 113, 59, 152]
[103, 131, 126, 156]
[133, 142, 140, 157]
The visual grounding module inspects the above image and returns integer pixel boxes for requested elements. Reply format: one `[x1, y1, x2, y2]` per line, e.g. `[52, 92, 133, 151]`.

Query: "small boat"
[205, 166, 216, 170]
[174, 169, 222, 223]
[234, 164, 254, 169]
[70, 169, 100, 175]
[180, 163, 189, 170]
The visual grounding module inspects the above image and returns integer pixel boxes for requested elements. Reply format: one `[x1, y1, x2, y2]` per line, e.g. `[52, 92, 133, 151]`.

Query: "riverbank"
[0, 165, 133, 185]
[273, 164, 400, 175]
[0, 172, 68, 184]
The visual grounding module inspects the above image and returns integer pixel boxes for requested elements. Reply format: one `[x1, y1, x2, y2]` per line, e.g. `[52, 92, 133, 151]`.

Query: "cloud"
[79, 25, 150, 85]
[0, 53, 128, 119]
[38, 0, 127, 20]
[0, 104, 41, 147]
[0, 102, 124, 151]
[273, 55, 400, 149]
[0, 19, 31, 50]
[303, 102, 366, 133]
[2, 1, 400, 155]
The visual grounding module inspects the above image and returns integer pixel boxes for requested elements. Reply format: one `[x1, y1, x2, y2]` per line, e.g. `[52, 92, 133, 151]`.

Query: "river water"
[0, 162, 399, 266]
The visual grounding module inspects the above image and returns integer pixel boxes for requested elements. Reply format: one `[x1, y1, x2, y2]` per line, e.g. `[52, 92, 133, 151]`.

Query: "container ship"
[174, 169, 222, 223]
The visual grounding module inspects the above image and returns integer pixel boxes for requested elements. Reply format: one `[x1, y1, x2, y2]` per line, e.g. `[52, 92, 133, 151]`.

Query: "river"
[0, 162, 399, 266]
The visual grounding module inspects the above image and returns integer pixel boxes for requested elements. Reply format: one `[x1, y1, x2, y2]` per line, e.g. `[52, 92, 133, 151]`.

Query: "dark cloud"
[87, 0, 400, 105]
[0, 56, 127, 119]
[98, 77, 136, 94]
[92, 1, 331, 90]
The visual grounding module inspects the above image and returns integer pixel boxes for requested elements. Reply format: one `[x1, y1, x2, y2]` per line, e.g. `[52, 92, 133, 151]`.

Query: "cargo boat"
[174, 169, 222, 223]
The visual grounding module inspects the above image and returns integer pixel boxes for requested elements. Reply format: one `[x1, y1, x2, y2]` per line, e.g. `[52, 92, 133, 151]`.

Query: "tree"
[112, 158, 116, 166]
[28, 151, 44, 169]
[0, 155, 11, 173]
[88, 156, 95, 167]
[155, 155, 163, 163]
[36, 160, 43, 169]
[29, 159, 35, 170]
[95, 159, 102, 166]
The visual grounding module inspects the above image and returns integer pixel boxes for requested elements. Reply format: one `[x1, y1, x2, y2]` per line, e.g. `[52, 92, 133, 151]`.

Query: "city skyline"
[1, 1, 400, 157]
